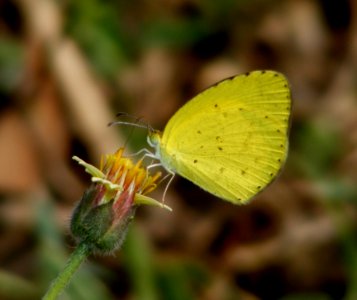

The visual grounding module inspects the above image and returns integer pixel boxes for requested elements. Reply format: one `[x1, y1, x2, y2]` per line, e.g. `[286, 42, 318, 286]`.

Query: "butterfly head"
[147, 129, 162, 157]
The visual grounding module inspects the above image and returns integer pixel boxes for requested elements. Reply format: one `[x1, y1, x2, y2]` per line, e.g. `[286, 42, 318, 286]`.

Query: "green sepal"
[71, 185, 98, 240]
[95, 206, 136, 253]
[71, 185, 136, 253]
[134, 194, 172, 211]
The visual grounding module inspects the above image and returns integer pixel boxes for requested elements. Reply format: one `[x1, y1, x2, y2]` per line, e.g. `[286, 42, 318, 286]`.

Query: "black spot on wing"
[216, 136, 223, 143]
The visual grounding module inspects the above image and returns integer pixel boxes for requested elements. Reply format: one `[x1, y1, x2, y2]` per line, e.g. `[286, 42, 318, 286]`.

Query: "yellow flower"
[71, 148, 171, 253]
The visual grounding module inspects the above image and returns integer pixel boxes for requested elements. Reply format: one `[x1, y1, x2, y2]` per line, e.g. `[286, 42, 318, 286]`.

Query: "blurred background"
[1, 0, 357, 299]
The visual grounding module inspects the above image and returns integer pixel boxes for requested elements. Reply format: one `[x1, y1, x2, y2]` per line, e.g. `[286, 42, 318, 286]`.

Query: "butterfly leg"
[146, 163, 175, 204]
[126, 147, 153, 158]
[161, 169, 175, 204]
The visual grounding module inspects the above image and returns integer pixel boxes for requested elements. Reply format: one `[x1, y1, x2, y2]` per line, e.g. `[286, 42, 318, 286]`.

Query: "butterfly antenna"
[145, 121, 155, 137]
[108, 113, 152, 146]
[108, 120, 148, 130]
[109, 113, 155, 132]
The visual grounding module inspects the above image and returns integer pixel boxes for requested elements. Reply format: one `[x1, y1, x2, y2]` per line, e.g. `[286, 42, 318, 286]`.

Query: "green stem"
[42, 243, 91, 300]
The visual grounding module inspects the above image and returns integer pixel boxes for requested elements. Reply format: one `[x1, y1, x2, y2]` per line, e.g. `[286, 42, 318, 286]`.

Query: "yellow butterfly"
[147, 70, 291, 204]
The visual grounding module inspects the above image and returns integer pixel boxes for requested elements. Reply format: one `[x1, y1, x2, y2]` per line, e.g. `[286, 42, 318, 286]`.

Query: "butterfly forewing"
[159, 70, 291, 203]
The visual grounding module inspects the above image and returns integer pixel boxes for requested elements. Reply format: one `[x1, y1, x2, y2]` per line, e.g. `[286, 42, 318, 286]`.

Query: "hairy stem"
[42, 243, 91, 300]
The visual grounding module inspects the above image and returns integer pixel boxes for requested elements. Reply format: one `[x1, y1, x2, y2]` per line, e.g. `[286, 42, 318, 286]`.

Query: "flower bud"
[71, 148, 171, 253]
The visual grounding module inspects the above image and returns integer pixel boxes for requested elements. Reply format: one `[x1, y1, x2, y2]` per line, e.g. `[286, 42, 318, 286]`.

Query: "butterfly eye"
[147, 130, 161, 148]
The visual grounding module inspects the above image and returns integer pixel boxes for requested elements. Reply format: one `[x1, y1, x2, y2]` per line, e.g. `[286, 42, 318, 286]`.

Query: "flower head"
[71, 148, 171, 253]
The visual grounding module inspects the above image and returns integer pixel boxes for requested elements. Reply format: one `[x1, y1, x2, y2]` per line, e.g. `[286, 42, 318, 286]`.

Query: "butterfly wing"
[159, 70, 291, 204]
